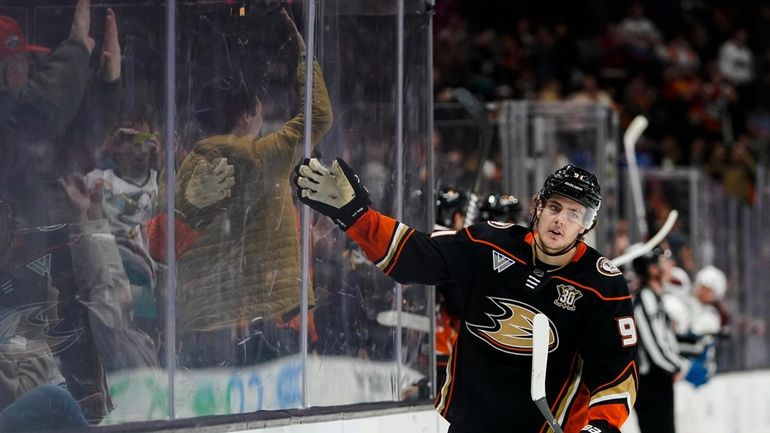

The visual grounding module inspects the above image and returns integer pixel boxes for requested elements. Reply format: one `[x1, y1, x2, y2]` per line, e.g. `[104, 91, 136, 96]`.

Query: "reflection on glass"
[0, 0, 133, 428]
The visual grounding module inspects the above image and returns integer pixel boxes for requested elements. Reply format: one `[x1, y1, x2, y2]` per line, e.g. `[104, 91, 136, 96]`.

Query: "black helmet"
[534, 164, 602, 229]
[477, 194, 522, 224]
[435, 186, 467, 229]
[632, 246, 664, 281]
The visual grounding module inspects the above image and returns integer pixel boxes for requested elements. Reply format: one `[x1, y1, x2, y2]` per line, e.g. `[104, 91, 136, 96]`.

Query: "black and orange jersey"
[346, 209, 638, 433]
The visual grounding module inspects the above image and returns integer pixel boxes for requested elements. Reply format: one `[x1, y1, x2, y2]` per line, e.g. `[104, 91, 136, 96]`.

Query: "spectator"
[660, 33, 700, 73]
[0, 0, 122, 423]
[173, 9, 333, 367]
[0, 173, 139, 427]
[721, 135, 757, 203]
[0, 385, 88, 432]
[618, 3, 663, 65]
[718, 29, 754, 87]
[88, 119, 160, 234]
[569, 74, 615, 108]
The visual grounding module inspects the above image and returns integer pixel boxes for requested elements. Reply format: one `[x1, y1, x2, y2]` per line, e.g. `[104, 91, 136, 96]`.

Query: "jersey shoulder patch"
[596, 257, 622, 276]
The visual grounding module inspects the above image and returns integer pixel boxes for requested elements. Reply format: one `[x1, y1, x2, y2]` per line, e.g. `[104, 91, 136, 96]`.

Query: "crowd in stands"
[434, 0, 763, 204]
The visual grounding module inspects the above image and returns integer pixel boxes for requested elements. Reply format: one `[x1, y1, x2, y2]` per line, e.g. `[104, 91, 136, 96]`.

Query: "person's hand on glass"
[59, 174, 105, 222]
[282, 8, 306, 57]
[99, 8, 120, 82]
[70, 0, 95, 54]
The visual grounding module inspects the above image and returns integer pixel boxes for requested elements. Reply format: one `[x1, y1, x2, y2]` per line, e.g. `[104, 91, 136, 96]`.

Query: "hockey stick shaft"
[531, 313, 565, 433]
[452, 88, 493, 226]
[611, 209, 679, 266]
[624, 115, 649, 239]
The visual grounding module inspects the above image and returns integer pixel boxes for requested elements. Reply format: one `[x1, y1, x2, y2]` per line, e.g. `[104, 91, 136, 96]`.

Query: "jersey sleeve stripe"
[373, 223, 410, 271]
[346, 209, 401, 263]
[384, 229, 416, 275]
[436, 335, 461, 416]
[464, 227, 527, 265]
[588, 375, 635, 412]
[590, 360, 638, 394]
[552, 276, 632, 301]
[372, 221, 401, 264]
[430, 229, 457, 238]
[587, 362, 638, 427]
[551, 355, 584, 431]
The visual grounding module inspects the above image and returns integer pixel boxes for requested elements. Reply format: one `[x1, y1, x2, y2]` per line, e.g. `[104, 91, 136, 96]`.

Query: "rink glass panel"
[306, 0, 433, 406]
[0, 0, 433, 429]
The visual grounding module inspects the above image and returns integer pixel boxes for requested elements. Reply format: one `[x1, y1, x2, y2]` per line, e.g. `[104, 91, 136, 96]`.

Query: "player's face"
[536, 195, 587, 253]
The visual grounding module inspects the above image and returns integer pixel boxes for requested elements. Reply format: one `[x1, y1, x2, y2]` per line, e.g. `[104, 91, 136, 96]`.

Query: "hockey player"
[477, 193, 524, 225]
[435, 190, 525, 388]
[295, 159, 638, 433]
[433, 186, 467, 388]
[435, 186, 468, 230]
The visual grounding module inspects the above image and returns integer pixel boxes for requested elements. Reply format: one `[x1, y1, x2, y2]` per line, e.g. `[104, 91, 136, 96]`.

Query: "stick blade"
[610, 209, 679, 267]
[531, 313, 550, 401]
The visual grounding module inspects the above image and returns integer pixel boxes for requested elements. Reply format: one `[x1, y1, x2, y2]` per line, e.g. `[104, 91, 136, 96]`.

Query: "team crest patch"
[597, 257, 621, 276]
[465, 297, 558, 355]
[554, 284, 583, 311]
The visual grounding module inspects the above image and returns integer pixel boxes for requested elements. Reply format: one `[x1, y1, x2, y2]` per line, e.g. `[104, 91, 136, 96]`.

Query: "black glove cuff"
[332, 158, 371, 231]
[334, 196, 369, 231]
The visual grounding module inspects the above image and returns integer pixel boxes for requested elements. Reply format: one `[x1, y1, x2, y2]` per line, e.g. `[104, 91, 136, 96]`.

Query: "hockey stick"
[624, 115, 649, 239]
[531, 313, 564, 433]
[376, 310, 431, 333]
[452, 87, 493, 226]
[611, 209, 679, 267]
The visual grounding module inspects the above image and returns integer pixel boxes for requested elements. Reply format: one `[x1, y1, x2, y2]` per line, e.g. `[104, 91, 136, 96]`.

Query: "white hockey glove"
[294, 157, 371, 230]
[184, 157, 235, 209]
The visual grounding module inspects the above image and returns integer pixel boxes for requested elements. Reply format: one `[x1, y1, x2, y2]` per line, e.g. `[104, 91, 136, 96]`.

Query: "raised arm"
[1, 0, 121, 141]
[294, 157, 471, 286]
[269, 9, 333, 150]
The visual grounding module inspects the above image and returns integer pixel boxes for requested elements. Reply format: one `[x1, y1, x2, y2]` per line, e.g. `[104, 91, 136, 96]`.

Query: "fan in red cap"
[0, 16, 50, 61]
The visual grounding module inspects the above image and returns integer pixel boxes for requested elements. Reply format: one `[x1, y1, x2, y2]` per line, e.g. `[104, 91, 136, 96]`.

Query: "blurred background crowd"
[434, 0, 763, 205]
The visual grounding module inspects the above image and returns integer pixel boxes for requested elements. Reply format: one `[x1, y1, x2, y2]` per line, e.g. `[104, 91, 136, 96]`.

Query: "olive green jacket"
[175, 61, 332, 331]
